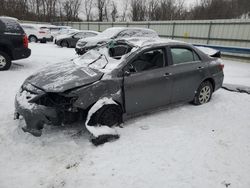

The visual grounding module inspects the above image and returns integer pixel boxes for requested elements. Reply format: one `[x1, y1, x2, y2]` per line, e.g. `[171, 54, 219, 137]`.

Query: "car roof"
[104, 27, 157, 33]
[0, 16, 18, 21]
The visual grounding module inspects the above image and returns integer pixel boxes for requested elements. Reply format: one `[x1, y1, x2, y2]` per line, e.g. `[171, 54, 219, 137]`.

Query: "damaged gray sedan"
[15, 38, 224, 144]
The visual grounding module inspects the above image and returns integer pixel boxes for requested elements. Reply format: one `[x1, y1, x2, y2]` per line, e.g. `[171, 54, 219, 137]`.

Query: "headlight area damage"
[15, 84, 80, 137]
[15, 84, 121, 145]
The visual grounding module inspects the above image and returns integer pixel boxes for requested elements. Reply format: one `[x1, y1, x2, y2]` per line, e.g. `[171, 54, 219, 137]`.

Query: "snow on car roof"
[98, 27, 158, 38]
[119, 37, 185, 48]
[0, 16, 18, 21]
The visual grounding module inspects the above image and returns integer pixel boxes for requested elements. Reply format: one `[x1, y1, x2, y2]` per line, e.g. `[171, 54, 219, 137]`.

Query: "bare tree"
[148, 0, 161, 20]
[63, 0, 81, 21]
[96, 0, 105, 21]
[83, 0, 94, 21]
[110, 1, 118, 22]
[121, 0, 129, 21]
[130, 0, 148, 21]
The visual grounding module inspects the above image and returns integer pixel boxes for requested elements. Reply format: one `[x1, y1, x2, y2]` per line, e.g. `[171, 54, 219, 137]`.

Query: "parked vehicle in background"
[0, 17, 31, 71]
[54, 28, 79, 43]
[55, 30, 99, 48]
[15, 38, 224, 142]
[39, 25, 72, 40]
[75, 27, 159, 55]
[21, 23, 52, 43]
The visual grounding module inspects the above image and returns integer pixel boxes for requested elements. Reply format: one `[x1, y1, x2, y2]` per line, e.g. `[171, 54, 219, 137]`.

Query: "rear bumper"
[15, 89, 58, 136]
[12, 48, 31, 60]
[213, 71, 224, 91]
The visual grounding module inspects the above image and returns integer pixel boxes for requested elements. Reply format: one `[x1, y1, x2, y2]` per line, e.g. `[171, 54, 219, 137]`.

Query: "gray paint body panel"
[15, 42, 224, 135]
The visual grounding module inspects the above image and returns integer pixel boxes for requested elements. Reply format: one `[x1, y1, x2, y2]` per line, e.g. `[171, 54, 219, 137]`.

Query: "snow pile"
[0, 43, 250, 188]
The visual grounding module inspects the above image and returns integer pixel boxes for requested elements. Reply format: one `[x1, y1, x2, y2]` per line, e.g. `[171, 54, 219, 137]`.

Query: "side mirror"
[124, 64, 136, 77]
[128, 64, 136, 73]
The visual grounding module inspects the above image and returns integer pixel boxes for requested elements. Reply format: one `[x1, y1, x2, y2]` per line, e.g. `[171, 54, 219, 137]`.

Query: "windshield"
[73, 43, 134, 72]
[74, 49, 107, 69]
[98, 28, 123, 38]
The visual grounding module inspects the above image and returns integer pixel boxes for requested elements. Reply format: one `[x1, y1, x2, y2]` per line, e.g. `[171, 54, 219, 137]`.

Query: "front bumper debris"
[15, 88, 58, 136]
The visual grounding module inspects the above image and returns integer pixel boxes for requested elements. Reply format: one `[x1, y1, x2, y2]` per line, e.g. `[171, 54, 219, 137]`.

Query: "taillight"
[219, 64, 224, 71]
[39, 31, 46, 34]
[23, 35, 28, 48]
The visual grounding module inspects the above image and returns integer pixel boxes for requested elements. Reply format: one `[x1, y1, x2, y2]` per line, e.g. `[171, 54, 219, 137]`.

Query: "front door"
[123, 48, 173, 115]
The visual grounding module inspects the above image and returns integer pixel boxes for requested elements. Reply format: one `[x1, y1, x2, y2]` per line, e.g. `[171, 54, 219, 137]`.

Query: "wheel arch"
[201, 77, 215, 92]
[0, 44, 13, 59]
[85, 97, 123, 126]
[28, 35, 38, 40]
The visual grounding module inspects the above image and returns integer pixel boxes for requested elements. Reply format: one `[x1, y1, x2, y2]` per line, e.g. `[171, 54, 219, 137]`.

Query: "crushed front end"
[15, 82, 79, 136]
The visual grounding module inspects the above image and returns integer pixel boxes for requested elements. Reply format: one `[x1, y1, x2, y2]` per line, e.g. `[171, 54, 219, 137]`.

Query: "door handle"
[164, 72, 172, 79]
[197, 66, 204, 70]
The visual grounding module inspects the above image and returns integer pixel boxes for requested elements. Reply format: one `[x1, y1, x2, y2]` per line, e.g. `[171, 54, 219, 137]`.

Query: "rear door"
[123, 47, 174, 114]
[167, 46, 209, 103]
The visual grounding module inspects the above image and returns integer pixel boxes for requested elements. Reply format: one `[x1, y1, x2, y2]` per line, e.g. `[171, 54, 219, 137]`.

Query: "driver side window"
[127, 48, 165, 73]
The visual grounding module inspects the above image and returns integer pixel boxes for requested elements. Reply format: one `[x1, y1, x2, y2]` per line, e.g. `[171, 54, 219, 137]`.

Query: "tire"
[193, 81, 213, 105]
[61, 40, 69, 48]
[88, 104, 122, 127]
[29, 35, 38, 43]
[0, 51, 11, 71]
[40, 38, 47, 43]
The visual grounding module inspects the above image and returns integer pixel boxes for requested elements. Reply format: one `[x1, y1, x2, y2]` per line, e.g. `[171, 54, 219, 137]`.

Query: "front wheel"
[89, 104, 122, 127]
[61, 40, 69, 48]
[0, 51, 11, 71]
[193, 81, 213, 105]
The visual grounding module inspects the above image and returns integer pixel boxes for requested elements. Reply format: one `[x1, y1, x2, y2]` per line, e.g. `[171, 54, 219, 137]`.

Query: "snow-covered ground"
[0, 43, 250, 188]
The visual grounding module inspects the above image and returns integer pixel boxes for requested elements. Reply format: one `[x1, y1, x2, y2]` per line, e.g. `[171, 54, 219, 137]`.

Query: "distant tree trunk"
[111, 1, 118, 22]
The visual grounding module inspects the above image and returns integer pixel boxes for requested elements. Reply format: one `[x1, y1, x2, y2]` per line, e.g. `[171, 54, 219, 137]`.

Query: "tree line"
[0, 0, 249, 22]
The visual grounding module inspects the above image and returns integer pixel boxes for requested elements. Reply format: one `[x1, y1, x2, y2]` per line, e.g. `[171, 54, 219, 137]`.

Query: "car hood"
[78, 36, 109, 47]
[25, 61, 103, 93]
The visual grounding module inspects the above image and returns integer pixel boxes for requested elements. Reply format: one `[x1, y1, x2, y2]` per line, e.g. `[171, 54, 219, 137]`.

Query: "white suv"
[21, 24, 52, 43]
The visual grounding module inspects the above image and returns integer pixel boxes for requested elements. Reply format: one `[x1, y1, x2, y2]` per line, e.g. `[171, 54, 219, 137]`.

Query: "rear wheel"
[29, 35, 38, 43]
[61, 40, 69, 48]
[0, 51, 11, 71]
[193, 81, 213, 105]
[89, 104, 122, 127]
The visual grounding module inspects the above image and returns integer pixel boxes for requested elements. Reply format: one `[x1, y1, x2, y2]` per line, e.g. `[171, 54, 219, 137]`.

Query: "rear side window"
[0, 18, 24, 34]
[85, 32, 98, 37]
[171, 47, 200, 65]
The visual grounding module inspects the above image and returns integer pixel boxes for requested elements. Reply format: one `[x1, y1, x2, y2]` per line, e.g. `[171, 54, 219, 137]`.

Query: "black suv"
[0, 17, 31, 70]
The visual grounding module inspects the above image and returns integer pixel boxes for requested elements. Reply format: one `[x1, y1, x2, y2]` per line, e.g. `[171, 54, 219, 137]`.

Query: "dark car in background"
[75, 27, 159, 55]
[15, 38, 224, 141]
[55, 30, 99, 48]
[0, 17, 31, 70]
